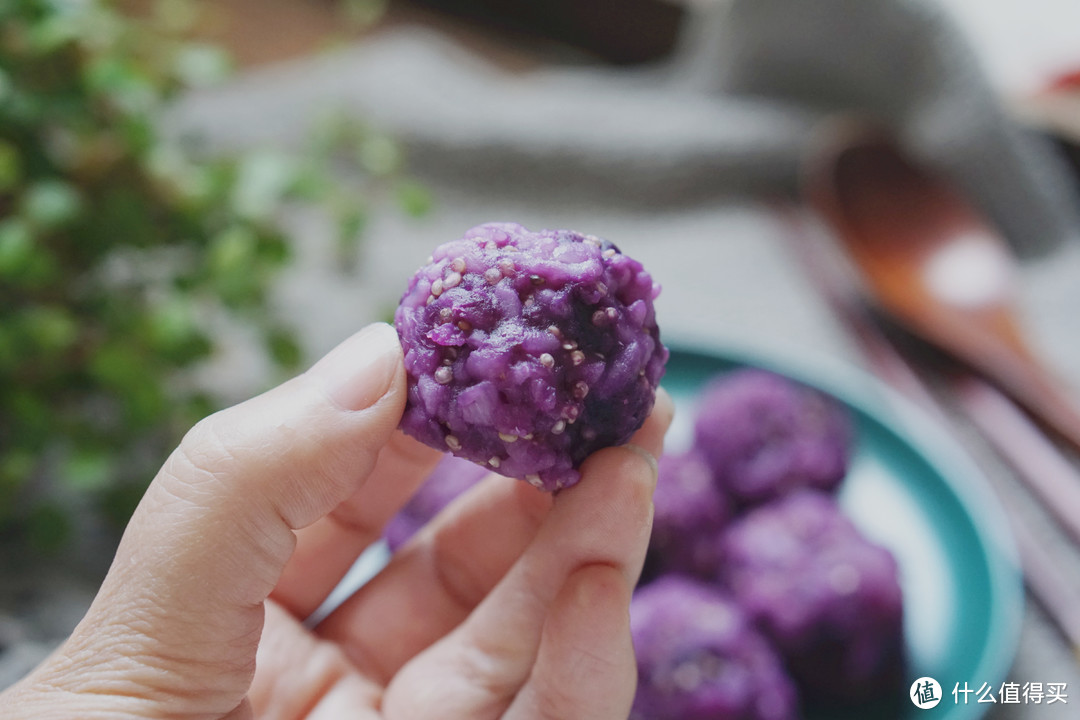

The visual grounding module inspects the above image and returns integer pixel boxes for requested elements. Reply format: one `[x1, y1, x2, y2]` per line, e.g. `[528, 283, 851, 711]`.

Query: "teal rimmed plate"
[663, 344, 1023, 720]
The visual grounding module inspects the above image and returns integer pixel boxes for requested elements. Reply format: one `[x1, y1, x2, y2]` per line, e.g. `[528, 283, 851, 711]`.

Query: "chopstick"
[882, 349, 1080, 659]
[951, 376, 1080, 548]
[781, 206, 1080, 655]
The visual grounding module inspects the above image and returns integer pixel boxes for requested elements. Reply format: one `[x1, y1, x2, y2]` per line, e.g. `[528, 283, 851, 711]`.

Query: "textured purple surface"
[646, 450, 730, 579]
[384, 454, 489, 551]
[395, 222, 668, 491]
[719, 491, 905, 705]
[693, 369, 852, 509]
[630, 575, 799, 720]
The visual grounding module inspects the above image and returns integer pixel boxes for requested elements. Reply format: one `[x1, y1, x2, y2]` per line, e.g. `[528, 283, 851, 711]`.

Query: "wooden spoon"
[804, 126, 1080, 453]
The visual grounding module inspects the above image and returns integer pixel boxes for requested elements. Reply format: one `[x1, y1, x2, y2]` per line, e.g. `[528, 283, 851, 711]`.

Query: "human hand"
[0, 322, 673, 719]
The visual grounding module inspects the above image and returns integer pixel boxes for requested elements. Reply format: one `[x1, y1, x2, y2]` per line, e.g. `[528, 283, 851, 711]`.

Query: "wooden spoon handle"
[880, 297, 1080, 456]
[1020, 382, 1080, 457]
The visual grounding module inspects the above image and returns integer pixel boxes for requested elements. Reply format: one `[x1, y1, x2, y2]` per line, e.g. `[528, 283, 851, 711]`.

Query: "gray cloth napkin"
[692, 0, 1080, 257]
[166, 0, 1079, 256]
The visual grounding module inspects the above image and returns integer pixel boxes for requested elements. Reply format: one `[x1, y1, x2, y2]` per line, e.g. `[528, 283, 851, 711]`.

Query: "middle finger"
[270, 430, 442, 618]
[315, 471, 553, 683]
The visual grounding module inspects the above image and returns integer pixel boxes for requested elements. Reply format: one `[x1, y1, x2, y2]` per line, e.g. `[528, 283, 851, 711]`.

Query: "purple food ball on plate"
[631, 575, 799, 720]
[719, 491, 905, 706]
[395, 222, 668, 492]
[646, 450, 731, 579]
[384, 454, 489, 551]
[693, 369, 852, 508]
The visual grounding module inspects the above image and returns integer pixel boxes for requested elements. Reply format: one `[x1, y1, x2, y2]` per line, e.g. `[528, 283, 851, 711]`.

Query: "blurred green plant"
[0, 0, 427, 552]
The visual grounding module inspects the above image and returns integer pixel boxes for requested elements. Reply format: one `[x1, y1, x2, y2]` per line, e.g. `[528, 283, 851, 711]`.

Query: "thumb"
[9, 323, 405, 718]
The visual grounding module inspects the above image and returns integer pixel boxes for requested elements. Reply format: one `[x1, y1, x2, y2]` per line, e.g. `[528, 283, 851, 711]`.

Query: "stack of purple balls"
[633, 369, 905, 719]
[384, 369, 906, 719]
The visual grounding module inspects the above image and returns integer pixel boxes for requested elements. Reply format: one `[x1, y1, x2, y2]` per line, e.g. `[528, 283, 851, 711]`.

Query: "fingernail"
[310, 323, 402, 411]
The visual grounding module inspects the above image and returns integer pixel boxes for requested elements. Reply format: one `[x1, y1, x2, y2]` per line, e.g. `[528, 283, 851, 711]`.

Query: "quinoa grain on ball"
[394, 222, 668, 491]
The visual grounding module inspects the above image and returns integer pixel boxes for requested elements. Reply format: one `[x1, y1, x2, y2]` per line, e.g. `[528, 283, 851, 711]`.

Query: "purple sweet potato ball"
[384, 454, 489, 551]
[395, 222, 668, 492]
[631, 575, 799, 720]
[693, 369, 852, 508]
[719, 491, 905, 705]
[646, 450, 731, 579]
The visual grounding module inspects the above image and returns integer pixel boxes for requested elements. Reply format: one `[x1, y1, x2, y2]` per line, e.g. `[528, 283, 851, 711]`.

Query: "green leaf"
[210, 224, 256, 274]
[84, 56, 158, 114]
[90, 345, 170, 426]
[27, 13, 81, 54]
[21, 180, 82, 228]
[335, 204, 366, 271]
[71, 4, 125, 55]
[0, 325, 17, 371]
[338, 205, 367, 239]
[287, 162, 332, 201]
[21, 242, 60, 289]
[357, 134, 401, 176]
[395, 180, 433, 217]
[123, 377, 168, 427]
[174, 43, 232, 88]
[233, 151, 298, 219]
[148, 144, 213, 203]
[265, 326, 303, 370]
[148, 296, 196, 348]
[90, 342, 145, 389]
[26, 503, 72, 554]
[256, 229, 291, 266]
[23, 305, 78, 354]
[0, 451, 30, 523]
[0, 140, 20, 191]
[119, 115, 155, 155]
[209, 225, 262, 304]
[61, 448, 113, 492]
[147, 296, 212, 363]
[309, 111, 353, 157]
[0, 219, 34, 277]
[8, 390, 52, 444]
[2, 240, 60, 288]
[0, 450, 37, 488]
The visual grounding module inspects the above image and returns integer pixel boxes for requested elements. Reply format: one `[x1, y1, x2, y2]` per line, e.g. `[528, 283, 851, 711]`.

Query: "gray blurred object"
[0, 614, 50, 692]
[164, 29, 818, 206]
[167, 0, 1079, 256]
[678, 0, 1080, 257]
